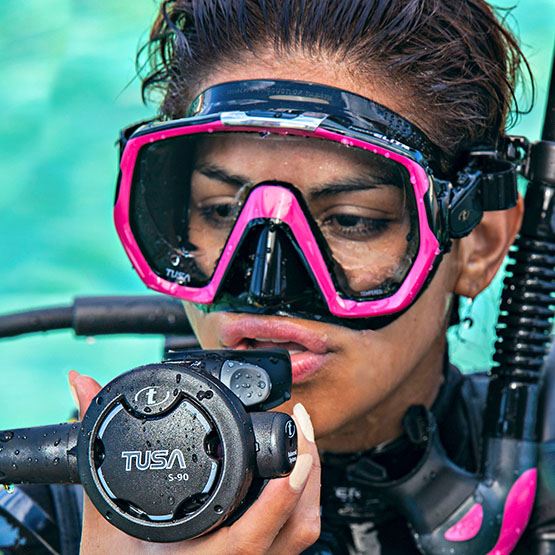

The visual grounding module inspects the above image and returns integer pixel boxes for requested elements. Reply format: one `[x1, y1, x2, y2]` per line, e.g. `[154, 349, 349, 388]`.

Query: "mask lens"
[128, 131, 419, 299]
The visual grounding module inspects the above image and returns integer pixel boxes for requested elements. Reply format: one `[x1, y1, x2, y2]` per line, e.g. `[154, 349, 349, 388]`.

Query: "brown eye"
[320, 214, 390, 241]
[198, 201, 238, 229]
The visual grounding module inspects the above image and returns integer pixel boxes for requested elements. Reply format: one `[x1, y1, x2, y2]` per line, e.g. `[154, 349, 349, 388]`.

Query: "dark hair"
[138, 0, 533, 160]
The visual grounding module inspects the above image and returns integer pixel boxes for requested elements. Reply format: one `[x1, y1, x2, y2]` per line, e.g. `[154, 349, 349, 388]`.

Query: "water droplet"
[170, 254, 180, 267]
[14, 450, 19, 456]
[144, 407, 152, 413]
[168, 495, 175, 505]
[214, 505, 223, 514]
[95, 397, 103, 405]
[106, 511, 113, 521]
[0, 432, 13, 442]
[192, 454, 198, 463]
[176, 374, 182, 384]
[53, 458, 60, 466]
[11, 464, 17, 470]
[54, 438, 61, 447]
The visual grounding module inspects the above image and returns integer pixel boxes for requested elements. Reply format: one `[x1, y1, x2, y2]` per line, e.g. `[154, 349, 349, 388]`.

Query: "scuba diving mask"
[114, 80, 518, 329]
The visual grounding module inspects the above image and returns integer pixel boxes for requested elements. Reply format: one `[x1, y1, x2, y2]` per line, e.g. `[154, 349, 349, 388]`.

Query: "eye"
[320, 213, 390, 241]
[197, 198, 239, 229]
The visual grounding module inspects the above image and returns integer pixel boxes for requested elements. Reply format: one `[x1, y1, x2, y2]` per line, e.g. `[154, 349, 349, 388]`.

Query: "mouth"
[219, 317, 335, 384]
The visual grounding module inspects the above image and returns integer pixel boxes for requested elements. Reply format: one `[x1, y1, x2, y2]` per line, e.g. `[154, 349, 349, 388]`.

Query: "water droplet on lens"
[14, 450, 19, 456]
[53, 458, 60, 465]
[168, 496, 175, 505]
[170, 254, 180, 267]
[0, 432, 13, 442]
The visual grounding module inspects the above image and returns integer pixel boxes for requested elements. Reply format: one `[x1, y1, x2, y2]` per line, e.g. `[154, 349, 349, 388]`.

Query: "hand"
[68, 370, 321, 554]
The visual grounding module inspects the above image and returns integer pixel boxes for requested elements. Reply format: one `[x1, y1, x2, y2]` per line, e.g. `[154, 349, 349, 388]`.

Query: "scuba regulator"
[0, 350, 297, 542]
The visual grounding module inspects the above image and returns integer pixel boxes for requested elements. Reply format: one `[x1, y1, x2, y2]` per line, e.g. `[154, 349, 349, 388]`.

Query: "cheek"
[290, 254, 458, 437]
[182, 302, 219, 348]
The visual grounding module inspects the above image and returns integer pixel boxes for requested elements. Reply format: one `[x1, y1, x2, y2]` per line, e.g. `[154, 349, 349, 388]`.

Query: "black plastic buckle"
[499, 135, 531, 176]
[448, 153, 518, 239]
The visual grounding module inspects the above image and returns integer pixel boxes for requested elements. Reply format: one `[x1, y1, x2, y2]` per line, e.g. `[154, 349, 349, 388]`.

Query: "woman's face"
[183, 56, 460, 452]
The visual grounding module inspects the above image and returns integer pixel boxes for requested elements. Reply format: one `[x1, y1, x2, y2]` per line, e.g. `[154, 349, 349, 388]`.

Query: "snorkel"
[346, 53, 555, 555]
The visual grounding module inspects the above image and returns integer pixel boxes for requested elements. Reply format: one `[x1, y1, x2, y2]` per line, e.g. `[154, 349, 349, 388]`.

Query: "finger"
[226, 403, 315, 553]
[268, 404, 321, 554]
[68, 370, 101, 417]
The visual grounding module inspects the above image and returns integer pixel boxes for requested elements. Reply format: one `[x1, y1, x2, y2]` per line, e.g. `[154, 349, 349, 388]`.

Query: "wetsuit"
[1, 358, 554, 554]
[307, 360, 555, 554]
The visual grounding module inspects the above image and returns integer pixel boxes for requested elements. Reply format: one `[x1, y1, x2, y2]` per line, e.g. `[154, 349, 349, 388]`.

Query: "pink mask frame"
[114, 121, 441, 319]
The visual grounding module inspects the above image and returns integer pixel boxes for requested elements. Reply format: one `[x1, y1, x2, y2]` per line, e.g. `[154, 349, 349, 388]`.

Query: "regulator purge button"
[220, 361, 272, 406]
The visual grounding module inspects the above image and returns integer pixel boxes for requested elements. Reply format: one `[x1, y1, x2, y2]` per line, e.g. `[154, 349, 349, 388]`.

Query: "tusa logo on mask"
[121, 449, 187, 471]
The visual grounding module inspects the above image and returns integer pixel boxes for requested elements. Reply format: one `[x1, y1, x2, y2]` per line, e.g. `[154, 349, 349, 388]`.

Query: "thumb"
[68, 370, 102, 418]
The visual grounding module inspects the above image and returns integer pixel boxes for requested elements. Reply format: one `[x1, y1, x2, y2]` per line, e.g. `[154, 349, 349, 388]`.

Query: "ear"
[454, 195, 524, 298]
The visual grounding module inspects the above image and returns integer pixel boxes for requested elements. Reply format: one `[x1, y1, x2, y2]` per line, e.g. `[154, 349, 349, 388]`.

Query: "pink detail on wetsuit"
[486, 467, 537, 555]
[114, 120, 440, 318]
[444, 502, 484, 542]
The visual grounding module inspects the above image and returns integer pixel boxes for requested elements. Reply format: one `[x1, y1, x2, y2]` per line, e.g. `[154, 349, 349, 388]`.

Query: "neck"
[317, 338, 446, 453]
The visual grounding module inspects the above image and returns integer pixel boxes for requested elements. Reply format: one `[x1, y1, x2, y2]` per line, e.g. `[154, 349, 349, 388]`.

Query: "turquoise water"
[1, 0, 554, 428]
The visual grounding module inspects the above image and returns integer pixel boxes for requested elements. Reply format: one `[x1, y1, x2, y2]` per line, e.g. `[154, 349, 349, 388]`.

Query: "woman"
[69, 1, 541, 552]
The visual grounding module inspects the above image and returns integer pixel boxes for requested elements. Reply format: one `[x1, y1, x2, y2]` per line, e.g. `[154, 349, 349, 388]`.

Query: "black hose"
[0, 306, 73, 338]
[0, 296, 193, 339]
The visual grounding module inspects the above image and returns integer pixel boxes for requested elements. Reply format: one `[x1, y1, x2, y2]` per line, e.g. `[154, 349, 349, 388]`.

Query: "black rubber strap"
[49, 485, 83, 555]
[187, 79, 445, 172]
[480, 159, 518, 211]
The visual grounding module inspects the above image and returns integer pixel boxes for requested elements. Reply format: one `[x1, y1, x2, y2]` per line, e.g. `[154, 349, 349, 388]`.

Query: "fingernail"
[289, 453, 313, 492]
[68, 371, 80, 410]
[293, 403, 315, 443]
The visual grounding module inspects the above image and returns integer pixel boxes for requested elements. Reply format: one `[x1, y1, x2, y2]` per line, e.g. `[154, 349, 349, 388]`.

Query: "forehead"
[194, 132, 388, 179]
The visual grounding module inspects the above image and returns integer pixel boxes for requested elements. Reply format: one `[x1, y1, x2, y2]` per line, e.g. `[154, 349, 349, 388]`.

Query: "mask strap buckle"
[447, 146, 520, 239]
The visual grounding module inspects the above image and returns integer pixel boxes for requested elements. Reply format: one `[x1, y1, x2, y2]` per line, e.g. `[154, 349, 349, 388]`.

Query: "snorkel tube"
[348, 52, 555, 554]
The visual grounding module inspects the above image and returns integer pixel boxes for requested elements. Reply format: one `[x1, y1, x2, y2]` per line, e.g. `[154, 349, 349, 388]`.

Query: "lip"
[219, 316, 335, 383]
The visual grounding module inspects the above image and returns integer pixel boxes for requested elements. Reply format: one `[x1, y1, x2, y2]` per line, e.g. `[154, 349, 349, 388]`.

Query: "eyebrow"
[308, 178, 389, 200]
[195, 164, 250, 188]
[194, 164, 399, 197]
